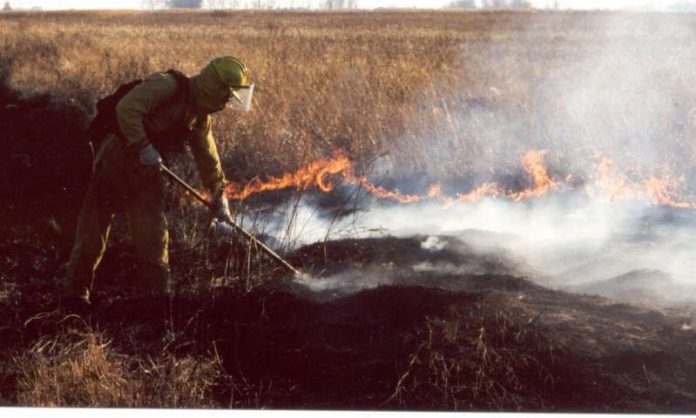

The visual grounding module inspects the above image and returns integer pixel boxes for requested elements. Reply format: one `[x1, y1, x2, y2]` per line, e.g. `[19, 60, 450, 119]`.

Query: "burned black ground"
[3, 81, 696, 411]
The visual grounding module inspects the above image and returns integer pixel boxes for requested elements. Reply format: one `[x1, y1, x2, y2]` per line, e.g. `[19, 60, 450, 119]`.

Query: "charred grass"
[3, 9, 696, 411]
[4, 208, 696, 410]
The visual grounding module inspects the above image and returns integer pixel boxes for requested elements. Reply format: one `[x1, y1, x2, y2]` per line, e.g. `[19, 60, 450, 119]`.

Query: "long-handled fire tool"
[159, 163, 303, 277]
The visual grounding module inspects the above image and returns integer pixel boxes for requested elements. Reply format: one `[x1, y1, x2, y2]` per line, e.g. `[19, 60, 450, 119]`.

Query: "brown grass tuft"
[14, 329, 223, 408]
[383, 302, 555, 410]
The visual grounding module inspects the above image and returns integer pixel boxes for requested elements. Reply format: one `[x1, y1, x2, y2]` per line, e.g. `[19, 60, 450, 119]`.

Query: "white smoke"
[252, 13, 696, 307]
[294, 268, 394, 294]
[260, 193, 696, 306]
[421, 236, 447, 251]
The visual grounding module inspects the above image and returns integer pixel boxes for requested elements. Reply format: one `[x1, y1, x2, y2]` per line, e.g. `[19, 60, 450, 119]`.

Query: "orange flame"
[225, 151, 352, 200]
[356, 176, 423, 203]
[644, 177, 696, 208]
[217, 149, 696, 210]
[456, 182, 504, 203]
[510, 150, 557, 201]
[427, 183, 444, 199]
[589, 157, 639, 201]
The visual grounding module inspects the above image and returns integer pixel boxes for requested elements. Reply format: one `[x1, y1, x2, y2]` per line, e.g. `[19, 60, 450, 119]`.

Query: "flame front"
[510, 150, 557, 200]
[221, 149, 696, 209]
[589, 157, 640, 201]
[356, 178, 423, 203]
[644, 177, 696, 208]
[225, 151, 353, 200]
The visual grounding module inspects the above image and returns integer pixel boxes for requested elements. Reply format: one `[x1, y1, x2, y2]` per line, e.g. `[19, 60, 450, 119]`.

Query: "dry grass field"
[4, 9, 696, 180]
[4, 9, 696, 410]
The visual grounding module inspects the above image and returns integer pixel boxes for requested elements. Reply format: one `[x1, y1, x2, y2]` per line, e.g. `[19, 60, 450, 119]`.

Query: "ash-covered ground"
[5, 211, 696, 410]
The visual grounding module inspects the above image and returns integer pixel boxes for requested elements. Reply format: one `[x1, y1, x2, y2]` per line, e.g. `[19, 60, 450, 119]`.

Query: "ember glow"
[222, 149, 696, 209]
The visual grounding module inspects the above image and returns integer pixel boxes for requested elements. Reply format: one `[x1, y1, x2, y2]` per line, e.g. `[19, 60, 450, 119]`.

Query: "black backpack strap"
[87, 70, 191, 153]
[86, 78, 143, 148]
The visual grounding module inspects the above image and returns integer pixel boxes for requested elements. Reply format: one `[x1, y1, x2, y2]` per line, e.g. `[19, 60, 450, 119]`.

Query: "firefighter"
[62, 56, 253, 308]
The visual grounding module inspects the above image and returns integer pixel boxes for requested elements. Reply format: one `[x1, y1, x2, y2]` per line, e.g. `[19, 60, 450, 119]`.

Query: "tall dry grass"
[6, 8, 696, 292]
[5, 10, 696, 183]
[1, 10, 460, 176]
[6, 10, 696, 409]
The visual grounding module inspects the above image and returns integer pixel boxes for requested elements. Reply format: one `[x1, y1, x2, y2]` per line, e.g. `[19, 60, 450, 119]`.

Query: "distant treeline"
[142, 0, 531, 10]
[448, 0, 533, 9]
[142, 0, 359, 10]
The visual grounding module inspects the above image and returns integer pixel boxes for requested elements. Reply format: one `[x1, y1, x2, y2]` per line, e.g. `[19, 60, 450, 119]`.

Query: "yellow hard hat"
[194, 56, 252, 113]
[209, 56, 249, 88]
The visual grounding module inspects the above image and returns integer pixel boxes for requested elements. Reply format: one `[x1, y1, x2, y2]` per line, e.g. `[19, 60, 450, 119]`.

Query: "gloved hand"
[213, 188, 233, 223]
[139, 143, 162, 166]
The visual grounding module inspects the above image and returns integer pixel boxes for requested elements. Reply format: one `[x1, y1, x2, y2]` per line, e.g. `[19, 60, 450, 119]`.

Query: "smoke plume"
[247, 13, 696, 307]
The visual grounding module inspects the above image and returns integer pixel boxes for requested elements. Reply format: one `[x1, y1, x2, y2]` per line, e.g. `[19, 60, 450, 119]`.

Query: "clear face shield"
[228, 83, 255, 112]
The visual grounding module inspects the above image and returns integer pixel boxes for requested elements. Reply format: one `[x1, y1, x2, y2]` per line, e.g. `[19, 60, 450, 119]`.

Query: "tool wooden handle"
[160, 163, 303, 277]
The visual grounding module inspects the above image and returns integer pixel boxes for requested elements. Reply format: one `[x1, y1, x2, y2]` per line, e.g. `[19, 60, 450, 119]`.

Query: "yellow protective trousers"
[65, 135, 170, 300]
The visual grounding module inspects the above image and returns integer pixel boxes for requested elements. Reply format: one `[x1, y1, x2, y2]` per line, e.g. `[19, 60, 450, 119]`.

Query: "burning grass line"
[217, 149, 696, 210]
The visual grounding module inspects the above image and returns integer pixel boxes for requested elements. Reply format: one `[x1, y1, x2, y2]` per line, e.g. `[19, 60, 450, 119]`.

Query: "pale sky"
[6, 0, 694, 10]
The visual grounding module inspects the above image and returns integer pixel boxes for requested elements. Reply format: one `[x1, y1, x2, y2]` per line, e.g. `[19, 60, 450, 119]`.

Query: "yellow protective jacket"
[115, 72, 225, 192]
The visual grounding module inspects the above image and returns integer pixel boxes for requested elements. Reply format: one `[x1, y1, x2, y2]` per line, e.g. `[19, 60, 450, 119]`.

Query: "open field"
[3, 9, 696, 410]
[4, 9, 696, 179]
